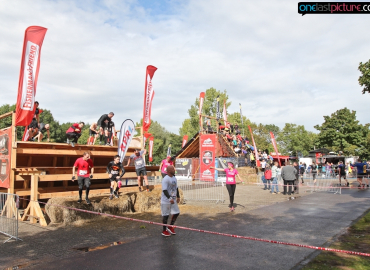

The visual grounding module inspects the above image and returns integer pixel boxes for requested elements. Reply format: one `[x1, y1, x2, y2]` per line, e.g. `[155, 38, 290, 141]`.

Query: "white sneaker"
[67, 138, 70, 144]
[71, 142, 75, 147]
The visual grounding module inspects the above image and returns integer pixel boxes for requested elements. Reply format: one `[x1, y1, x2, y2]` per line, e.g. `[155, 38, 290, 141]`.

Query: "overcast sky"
[1, 0, 369, 134]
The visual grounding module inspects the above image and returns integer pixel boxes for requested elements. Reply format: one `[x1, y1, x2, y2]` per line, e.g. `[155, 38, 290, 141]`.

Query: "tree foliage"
[358, 60, 370, 94]
[314, 108, 370, 158]
[136, 119, 182, 165]
[179, 87, 230, 138]
[279, 123, 316, 156]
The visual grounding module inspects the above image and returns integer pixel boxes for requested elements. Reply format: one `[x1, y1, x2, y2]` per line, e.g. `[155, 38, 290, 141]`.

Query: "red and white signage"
[200, 134, 216, 181]
[270, 132, 281, 166]
[149, 137, 154, 162]
[0, 127, 12, 188]
[143, 65, 157, 133]
[182, 135, 188, 148]
[118, 119, 135, 163]
[15, 26, 47, 126]
[248, 126, 260, 167]
[143, 133, 152, 145]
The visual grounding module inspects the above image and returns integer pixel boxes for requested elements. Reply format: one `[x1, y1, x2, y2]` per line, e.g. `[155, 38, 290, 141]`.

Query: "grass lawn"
[302, 209, 370, 270]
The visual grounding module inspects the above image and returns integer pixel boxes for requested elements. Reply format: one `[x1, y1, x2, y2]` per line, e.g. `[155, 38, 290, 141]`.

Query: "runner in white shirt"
[161, 165, 180, 237]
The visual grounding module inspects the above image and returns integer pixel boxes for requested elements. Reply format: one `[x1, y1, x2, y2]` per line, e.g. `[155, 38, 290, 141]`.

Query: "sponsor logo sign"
[200, 134, 216, 181]
[118, 119, 135, 163]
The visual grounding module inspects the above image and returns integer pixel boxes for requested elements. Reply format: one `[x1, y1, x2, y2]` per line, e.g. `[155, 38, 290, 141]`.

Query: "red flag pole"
[198, 92, 205, 133]
[143, 65, 157, 133]
[270, 132, 281, 167]
[248, 125, 260, 167]
[15, 26, 47, 127]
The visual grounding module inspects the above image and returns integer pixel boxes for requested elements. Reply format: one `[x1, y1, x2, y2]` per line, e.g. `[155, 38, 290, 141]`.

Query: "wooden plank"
[39, 184, 160, 199]
[16, 148, 130, 156]
[38, 171, 161, 181]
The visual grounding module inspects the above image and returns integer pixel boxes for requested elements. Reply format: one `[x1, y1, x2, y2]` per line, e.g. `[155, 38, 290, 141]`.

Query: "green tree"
[358, 60, 370, 94]
[314, 108, 370, 158]
[179, 87, 230, 138]
[135, 119, 182, 165]
[279, 123, 316, 156]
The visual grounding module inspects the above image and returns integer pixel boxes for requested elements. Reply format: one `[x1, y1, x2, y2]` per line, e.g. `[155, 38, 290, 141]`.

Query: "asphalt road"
[31, 189, 370, 270]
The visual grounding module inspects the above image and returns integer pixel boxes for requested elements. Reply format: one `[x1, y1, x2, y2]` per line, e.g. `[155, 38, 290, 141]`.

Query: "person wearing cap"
[159, 155, 174, 178]
[211, 162, 242, 211]
[97, 112, 114, 145]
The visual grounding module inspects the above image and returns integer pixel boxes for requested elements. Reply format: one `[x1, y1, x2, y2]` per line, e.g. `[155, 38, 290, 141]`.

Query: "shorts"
[109, 177, 120, 182]
[161, 203, 180, 216]
[136, 167, 147, 176]
[78, 176, 91, 188]
[357, 173, 366, 178]
[89, 130, 97, 136]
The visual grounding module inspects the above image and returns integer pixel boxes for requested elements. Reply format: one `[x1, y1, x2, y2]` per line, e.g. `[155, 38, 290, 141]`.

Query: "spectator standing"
[264, 164, 272, 190]
[271, 161, 280, 194]
[281, 162, 297, 195]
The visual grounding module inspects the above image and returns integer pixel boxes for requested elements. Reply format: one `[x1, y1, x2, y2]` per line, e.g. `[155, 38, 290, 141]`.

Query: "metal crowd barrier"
[0, 192, 22, 243]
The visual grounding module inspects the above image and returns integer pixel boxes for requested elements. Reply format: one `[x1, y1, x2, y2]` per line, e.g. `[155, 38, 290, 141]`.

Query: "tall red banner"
[182, 135, 188, 148]
[0, 127, 12, 188]
[15, 26, 47, 126]
[149, 137, 154, 162]
[270, 132, 281, 166]
[143, 65, 158, 133]
[200, 134, 216, 181]
[248, 126, 260, 167]
[143, 133, 152, 144]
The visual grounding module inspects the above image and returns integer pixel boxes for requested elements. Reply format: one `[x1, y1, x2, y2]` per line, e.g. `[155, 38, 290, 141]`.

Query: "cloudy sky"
[0, 0, 369, 134]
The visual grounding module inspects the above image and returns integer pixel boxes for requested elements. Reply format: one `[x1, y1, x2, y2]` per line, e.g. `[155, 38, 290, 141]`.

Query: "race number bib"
[111, 171, 118, 174]
[228, 177, 234, 182]
[79, 170, 87, 175]
[135, 160, 143, 166]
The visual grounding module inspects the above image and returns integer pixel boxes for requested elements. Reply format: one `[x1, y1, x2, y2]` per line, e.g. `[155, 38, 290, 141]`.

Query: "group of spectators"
[260, 159, 370, 195]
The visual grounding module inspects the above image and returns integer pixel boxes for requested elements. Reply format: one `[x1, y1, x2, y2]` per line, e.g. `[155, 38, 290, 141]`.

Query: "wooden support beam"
[0, 111, 13, 120]
[17, 148, 128, 156]
[21, 175, 47, 226]
[38, 171, 161, 181]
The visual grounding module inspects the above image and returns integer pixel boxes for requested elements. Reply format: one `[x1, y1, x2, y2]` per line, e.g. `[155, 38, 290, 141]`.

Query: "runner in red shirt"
[72, 152, 94, 204]
[66, 122, 84, 147]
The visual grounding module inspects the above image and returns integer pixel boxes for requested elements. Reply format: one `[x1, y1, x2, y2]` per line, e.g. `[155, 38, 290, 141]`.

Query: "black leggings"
[66, 132, 81, 143]
[226, 184, 236, 207]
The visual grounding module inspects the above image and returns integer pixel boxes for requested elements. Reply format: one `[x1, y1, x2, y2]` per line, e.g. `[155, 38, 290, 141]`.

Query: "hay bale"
[46, 195, 134, 225]
[133, 189, 161, 213]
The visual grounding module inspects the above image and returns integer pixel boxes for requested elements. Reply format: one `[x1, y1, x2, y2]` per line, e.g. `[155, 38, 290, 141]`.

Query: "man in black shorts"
[72, 152, 94, 204]
[127, 149, 150, 192]
[27, 118, 39, 141]
[33, 123, 50, 142]
[97, 112, 114, 145]
[106, 155, 126, 200]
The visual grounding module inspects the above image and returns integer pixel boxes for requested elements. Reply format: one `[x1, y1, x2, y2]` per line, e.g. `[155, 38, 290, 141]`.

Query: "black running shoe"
[86, 198, 91, 205]
[77, 198, 82, 203]
[114, 193, 119, 198]
[109, 195, 113, 200]
[347, 182, 349, 187]
[138, 187, 142, 192]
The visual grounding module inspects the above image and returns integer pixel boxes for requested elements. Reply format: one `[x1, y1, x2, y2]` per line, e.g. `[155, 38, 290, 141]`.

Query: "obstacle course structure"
[0, 112, 160, 226]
